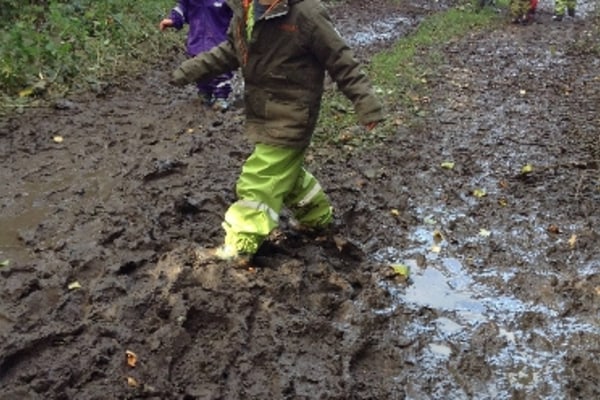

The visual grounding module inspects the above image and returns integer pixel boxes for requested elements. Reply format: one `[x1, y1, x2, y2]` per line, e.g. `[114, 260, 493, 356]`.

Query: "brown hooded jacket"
[172, 0, 385, 148]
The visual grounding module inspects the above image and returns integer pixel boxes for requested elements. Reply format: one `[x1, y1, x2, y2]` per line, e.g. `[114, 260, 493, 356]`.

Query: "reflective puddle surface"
[373, 224, 599, 399]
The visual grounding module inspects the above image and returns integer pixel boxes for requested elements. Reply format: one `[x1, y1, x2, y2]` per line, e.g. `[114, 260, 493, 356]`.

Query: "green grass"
[0, 0, 181, 111]
[1, 0, 506, 119]
[314, 2, 504, 147]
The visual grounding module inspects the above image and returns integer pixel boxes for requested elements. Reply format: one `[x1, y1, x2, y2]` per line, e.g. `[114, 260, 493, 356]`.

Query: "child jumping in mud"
[160, 0, 233, 112]
[170, 0, 385, 265]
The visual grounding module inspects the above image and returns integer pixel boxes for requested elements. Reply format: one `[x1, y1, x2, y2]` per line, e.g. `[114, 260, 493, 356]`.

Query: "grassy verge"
[1, 0, 507, 119]
[314, 1, 506, 148]
[0, 0, 181, 113]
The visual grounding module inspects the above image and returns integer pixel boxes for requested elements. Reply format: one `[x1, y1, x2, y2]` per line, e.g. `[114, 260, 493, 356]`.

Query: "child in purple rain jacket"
[160, 0, 233, 111]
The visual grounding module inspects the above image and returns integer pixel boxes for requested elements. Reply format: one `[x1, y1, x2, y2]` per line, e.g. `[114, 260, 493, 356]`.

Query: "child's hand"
[159, 18, 174, 31]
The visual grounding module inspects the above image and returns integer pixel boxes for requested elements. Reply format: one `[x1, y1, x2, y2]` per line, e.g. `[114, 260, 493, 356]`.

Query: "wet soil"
[1, 1, 599, 399]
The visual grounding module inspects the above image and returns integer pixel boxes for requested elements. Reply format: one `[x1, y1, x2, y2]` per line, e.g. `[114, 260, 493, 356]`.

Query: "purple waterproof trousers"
[169, 0, 233, 99]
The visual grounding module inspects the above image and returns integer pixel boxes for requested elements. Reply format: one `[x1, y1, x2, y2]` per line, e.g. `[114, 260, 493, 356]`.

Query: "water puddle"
[342, 16, 415, 48]
[0, 169, 116, 264]
[372, 226, 599, 399]
[0, 184, 52, 264]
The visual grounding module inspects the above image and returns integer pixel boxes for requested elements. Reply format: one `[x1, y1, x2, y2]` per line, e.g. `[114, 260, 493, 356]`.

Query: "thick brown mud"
[1, 1, 598, 399]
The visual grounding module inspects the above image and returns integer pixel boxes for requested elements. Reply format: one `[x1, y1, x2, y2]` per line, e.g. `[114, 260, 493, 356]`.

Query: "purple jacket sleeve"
[168, 1, 186, 30]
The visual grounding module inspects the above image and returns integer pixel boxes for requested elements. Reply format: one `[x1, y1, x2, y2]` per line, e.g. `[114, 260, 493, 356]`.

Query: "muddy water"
[375, 246, 598, 398]
[364, 4, 599, 396]
[1, 1, 599, 399]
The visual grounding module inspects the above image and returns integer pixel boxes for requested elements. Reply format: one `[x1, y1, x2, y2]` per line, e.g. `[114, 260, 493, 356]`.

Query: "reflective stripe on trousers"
[223, 143, 333, 254]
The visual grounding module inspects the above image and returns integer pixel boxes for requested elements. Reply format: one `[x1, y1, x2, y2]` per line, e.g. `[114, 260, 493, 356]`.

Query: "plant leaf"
[125, 350, 138, 367]
[440, 161, 455, 170]
[390, 263, 410, 277]
[472, 188, 487, 198]
[521, 164, 533, 174]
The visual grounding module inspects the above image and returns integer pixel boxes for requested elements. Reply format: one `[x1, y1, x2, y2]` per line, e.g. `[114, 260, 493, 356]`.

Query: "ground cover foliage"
[0, 0, 176, 103]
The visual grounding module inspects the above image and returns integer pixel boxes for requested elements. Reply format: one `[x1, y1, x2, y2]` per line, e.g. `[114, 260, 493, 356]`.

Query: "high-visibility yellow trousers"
[222, 143, 333, 254]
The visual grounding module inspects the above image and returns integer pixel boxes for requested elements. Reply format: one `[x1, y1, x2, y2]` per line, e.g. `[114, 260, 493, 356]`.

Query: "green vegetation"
[0, 0, 180, 109]
[315, 2, 504, 147]
[1, 0, 504, 119]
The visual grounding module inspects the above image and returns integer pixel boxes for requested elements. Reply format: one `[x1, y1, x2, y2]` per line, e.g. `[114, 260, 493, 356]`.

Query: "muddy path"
[1, 1, 599, 399]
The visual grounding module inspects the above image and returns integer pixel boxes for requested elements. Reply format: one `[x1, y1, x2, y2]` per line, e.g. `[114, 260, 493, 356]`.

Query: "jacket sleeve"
[169, 1, 186, 30]
[171, 38, 239, 86]
[305, 4, 385, 124]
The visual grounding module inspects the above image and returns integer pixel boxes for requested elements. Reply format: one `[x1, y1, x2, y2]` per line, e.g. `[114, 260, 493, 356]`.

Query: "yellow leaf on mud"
[521, 164, 533, 174]
[424, 217, 436, 225]
[479, 229, 491, 237]
[519, 89, 526, 96]
[568, 234, 577, 248]
[53, 135, 64, 143]
[187, 128, 194, 134]
[126, 377, 139, 387]
[390, 209, 400, 216]
[67, 281, 81, 290]
[472, 188, 487, 198]
[125, 350, 138, 367]
[433, 230, 444, 243]
[0, 259, 9, 267]
[18, 87, 34, 98]
[498, 198, 508, 207]
[440, 161, 455, 170]
[431, 244, 441, 253]
[390, 263, 410, 277]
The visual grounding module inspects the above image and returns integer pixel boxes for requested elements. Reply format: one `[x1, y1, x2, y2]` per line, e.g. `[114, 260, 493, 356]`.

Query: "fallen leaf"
[186, 128, 194, 134]
[19, 87, 34, 98]
[498, 179, 509, 189]
[568, 234, 577, 248]
[440, 161, 455, 170]
[53, 135, 64, 143]
[519, 89, 526, 95]
[547, 224, 560, 234]
[390, 263, 410, 277]
[472, 188, 487, 198]
[430, 244, 441, 254]
[0, 259, 9, 267]
[390, 209, 400, 216]
[479, 229, 491, 237]
[125, 350, 138, 367]
[424, 217, 436, 225]
[126, 377, 139, 387]
[498, 198, 508, 207]
[595, 287, 600, 296]
[67, 281, 82, 290]
[432, 230, 444, 243]
[521, 164, 533, 174]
